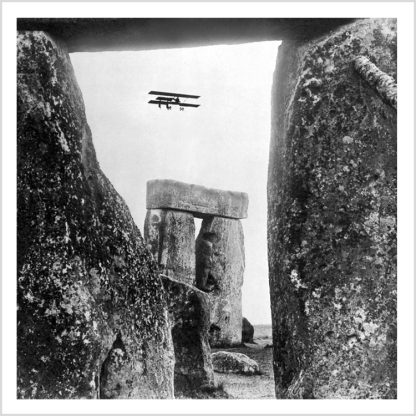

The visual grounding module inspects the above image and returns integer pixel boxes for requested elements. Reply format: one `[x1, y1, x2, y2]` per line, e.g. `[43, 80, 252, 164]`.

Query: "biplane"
[148, 91, 200, 111]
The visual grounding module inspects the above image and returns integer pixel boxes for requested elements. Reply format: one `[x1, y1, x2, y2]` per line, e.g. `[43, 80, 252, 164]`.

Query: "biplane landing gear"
[180, 107, 184, 111]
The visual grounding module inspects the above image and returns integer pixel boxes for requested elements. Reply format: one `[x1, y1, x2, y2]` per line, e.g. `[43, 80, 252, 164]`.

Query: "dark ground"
[211, 324, 275, 399]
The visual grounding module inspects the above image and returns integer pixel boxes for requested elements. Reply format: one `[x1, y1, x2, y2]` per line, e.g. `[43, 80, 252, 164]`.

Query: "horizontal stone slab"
[146, 179, 248, 219]
[17, 19, 356, 53]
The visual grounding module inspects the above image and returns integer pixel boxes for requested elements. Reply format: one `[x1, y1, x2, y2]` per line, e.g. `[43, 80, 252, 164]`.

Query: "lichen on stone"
[268, 18, 396, 399]
[17, 31, 174, 399]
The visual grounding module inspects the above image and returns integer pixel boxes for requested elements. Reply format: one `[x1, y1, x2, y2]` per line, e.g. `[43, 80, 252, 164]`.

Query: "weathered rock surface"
[17, 18, 356, 53]
[268, 18, 396, 398]
[212, 351, 260, 375]
[17, 31, 174, 399]
[147, 179, 248, 219]
[196, 217, 245, 347]
[353, 55, 397, 110]
[242, 317, 254, 343]
[144, 209, 196, 285]
[161, 275, 214, 396]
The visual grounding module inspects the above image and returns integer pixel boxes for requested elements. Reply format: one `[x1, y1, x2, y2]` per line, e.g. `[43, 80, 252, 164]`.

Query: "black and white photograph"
[1, 1, 415, 414]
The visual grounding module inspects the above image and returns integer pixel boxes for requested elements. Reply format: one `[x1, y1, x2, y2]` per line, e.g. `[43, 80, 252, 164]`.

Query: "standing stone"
[144, 209, 195, 285]
[268, 18, 396, 398]
[161, 275, 214, 396]
[197, 217, 245, 347]
[242, 317, 254, 343]
[17, 31, 174, 399]
[144, 179, 248, 348]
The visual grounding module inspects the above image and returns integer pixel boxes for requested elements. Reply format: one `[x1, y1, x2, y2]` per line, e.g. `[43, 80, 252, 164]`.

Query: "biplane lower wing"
[175, 102, 200, 108]
[149, 91, 200, 99]
[148, 100, 200, 108]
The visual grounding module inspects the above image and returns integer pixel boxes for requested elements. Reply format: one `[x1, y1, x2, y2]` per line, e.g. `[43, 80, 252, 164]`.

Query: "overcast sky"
[71, 40, 279, 325]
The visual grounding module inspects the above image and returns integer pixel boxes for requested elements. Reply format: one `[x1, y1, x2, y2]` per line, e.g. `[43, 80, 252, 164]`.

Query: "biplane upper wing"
[148, 100, 200, 107]
[149, 91, 200, 99]
[155, 96, 174, 101]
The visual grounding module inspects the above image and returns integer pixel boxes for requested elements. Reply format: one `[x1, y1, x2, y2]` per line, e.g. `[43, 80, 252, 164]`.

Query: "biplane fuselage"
[148, 91, 200, 110]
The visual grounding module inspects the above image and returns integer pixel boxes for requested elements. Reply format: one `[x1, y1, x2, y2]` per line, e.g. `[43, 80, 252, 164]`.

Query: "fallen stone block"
[212, 351, 260, 375]
[243, 343, 264, 350]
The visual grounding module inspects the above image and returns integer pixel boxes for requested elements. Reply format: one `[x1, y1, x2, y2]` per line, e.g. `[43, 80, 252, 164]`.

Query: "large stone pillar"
[17, 31, 174, 399]
[144, 209, 196, 285]
[161, 275, 214, 397]
[268, 18, 396, 398]
[196, 217, 245, 347]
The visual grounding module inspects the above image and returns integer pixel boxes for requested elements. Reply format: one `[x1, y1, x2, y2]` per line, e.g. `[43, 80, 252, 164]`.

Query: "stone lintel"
[146, 179, 248, 219]
[17, 18, 357, 53]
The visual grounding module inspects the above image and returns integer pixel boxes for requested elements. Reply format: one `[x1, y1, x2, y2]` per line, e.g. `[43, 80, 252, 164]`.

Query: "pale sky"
[71, 41, 280, 324]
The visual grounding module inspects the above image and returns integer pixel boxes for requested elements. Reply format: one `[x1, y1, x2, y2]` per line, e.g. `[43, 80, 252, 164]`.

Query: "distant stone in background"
[212, 351, 260, 375]
[144, 179, 248, 348]
[162, 275, 214, 396]
[17, 31, 174, 399]
[242, 317, 254, 343]
[268, 18, 397, 398]
[197, 217, 245, 347]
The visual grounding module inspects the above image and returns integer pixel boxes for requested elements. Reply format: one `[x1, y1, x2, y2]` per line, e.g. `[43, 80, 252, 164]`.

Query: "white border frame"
[2, 2, 414, 414]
